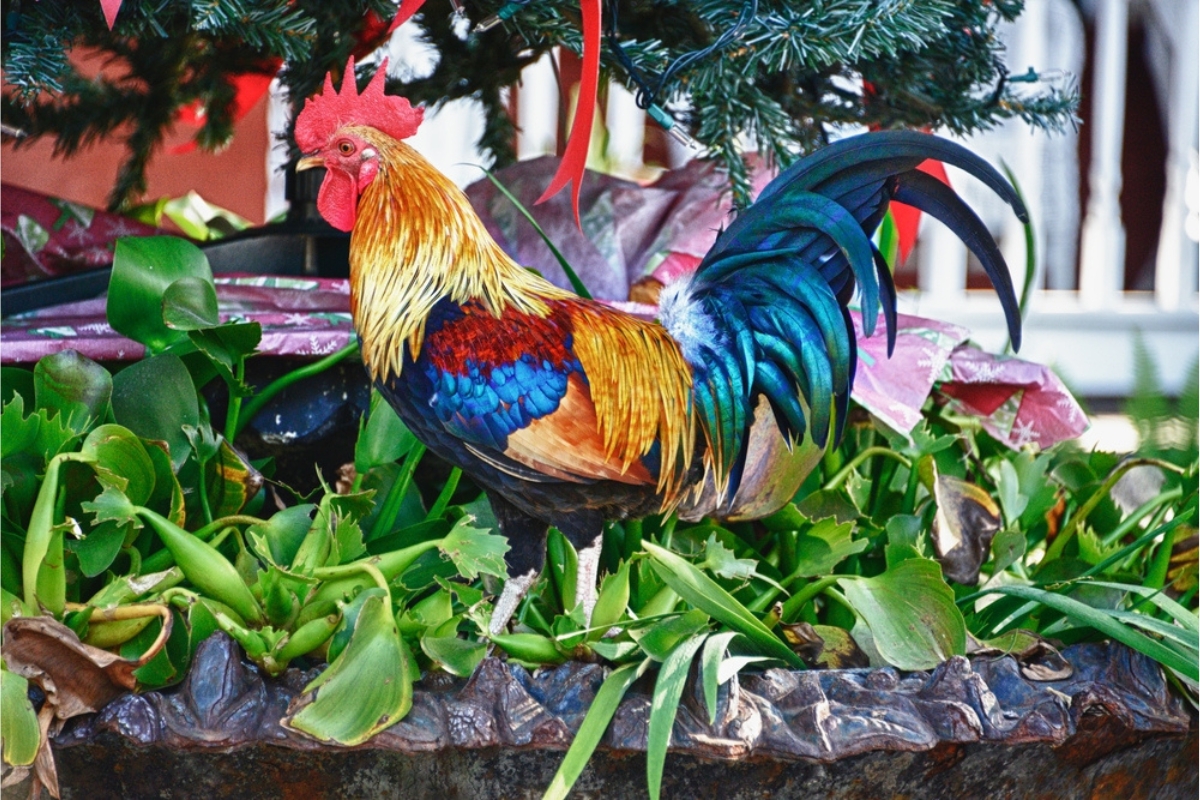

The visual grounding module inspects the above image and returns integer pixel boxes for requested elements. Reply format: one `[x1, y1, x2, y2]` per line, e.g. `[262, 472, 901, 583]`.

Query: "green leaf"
[632, 609, 709, 661]
[1, 366, 35, 407]
[588, 559, 631, 640]
[884, 514, 926, 568]
[989, 526, 1026, 575]
[700, 631, 741, 724]
[187, 322, 262, 396]
[81, 424, 156, 505]
[838, 558, 967, 670]
[107, 236, 213, 353]
[543, 661, 643, 800]
[247, 505, 317, 567]
[647, 634, 707, 800]
[643, 541, 802, 668]
[355, 390, 418, 473]
[1, 668, 40, 767]
[439, 517, 509, 580]
[284, 592, 414, 745]
[162, 276, 219, 330]
[974, 583, 1198, 682]
[111, 355, 199, 470]
[789, 517, 867, 578]
[206, 439, 262, 519]
[1, 393, 40, 460]
[701, 535, 758, 581]
[421, 632, 486, 677]
[34, 349, 112, 434]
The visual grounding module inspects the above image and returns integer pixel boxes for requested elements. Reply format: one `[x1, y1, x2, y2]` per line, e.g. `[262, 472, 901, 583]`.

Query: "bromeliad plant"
[2, 234, 1197, 800]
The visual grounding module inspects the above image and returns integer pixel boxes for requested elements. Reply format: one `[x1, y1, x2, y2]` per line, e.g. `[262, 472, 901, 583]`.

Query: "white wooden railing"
[268, 0, 1198, 397]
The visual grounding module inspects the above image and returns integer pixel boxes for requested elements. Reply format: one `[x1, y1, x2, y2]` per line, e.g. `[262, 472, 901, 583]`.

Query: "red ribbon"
[535, 0, 601, 226]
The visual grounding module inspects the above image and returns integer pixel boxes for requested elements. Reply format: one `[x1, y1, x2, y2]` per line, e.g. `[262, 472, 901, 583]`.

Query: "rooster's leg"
[489, 496, 549, 635]
[556, 512, 605, 627]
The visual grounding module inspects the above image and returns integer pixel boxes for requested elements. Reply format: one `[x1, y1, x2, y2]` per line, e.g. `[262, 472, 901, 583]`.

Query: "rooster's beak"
[296, 155, 324, 172]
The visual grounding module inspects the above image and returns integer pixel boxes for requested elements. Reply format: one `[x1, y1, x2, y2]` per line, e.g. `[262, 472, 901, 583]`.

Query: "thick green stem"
[424, 467, 461, 522]
[234, 343, 360, 437]
[781, 576, 840, 622]
[822, 447, 912, 492]
[369, 444, 426, 542]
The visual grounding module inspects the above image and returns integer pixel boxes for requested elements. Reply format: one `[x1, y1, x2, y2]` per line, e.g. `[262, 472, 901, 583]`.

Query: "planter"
[9, 633, 1194, 800]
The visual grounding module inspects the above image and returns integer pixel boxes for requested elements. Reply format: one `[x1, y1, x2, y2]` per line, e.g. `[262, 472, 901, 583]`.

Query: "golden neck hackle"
[345, 127, 572, 381]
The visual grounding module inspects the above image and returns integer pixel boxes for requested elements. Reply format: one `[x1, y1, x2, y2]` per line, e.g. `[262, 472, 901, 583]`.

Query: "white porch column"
[1078, 0, 1129, 309]
[1152, 0, 1200, 310]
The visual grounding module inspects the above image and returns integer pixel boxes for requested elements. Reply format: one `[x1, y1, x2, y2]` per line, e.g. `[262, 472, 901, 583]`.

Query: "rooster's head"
[295, 57, 423, 232]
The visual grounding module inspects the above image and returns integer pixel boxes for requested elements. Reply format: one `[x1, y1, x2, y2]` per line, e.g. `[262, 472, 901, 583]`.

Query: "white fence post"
[1078, 0, 1129, 309]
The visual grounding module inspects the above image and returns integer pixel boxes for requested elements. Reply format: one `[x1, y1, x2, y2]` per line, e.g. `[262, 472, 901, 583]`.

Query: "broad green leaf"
[1, 394, 40, 460]
[989, 525, 1026, 575]
[327, 587, 385, 664]
[187, 323, 262, 396]
[73, 518, 130, 577]
[543, 661, 643, 800]
[838, 558, 967, 670]
[885, 514, 926, 568]
[1, 668, 40, 767]
[162, 276, 219, 330]
[421, 633, 486, 677]
[108, 236, 213, 353]
[205, 439, 262, 519]
[81, 424, 156, 505]
[647, 634, 707, 800]
[247, 505, 317, 566]
[111, 355, 199, 470]
[284, 592, 413, 745]
[790, 517, 867, 578]
[355, 390, 418, 473]
[34, 350, 112, 434]
[439, 517, 509, 580]
[643, 541, 802, 668]
[1, 366, 34, 407]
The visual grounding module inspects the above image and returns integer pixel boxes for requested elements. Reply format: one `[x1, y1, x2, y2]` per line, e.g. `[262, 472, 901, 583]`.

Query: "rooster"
[295, 59, 1025, 633]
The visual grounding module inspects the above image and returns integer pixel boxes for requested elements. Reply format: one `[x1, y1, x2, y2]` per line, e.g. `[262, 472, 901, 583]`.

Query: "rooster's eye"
[338, 141, 355, 155]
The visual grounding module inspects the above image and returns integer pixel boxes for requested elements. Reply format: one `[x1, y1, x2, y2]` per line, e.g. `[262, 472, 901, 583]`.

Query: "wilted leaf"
[932, 474, 1002, 585]
[206, 440, 263, 519]
[838, 558, 967, 670]
[283, 592, 413, 745]
[2, 612, 171, 722]
[968, 630, 1073, 681]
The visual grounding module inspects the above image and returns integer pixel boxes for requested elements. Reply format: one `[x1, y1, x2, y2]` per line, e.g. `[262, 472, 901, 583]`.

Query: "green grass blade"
[643, 541, 802, 668]
[647, 634, 708, 800]
[480, 168, 592, 300]
[700, 631, 741, 724]
[543, 661, 644, 800]
[1085, 580, 1200, 634]
[973, 584, 1198, 681]
[1106, 610, 1199, 650]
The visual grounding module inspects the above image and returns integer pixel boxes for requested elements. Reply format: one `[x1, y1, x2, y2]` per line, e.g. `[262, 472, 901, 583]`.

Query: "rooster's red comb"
[295, 57, 423, 152]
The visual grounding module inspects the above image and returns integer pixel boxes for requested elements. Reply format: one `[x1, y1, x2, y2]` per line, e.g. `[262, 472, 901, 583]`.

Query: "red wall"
[2, 95, 271, 226]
